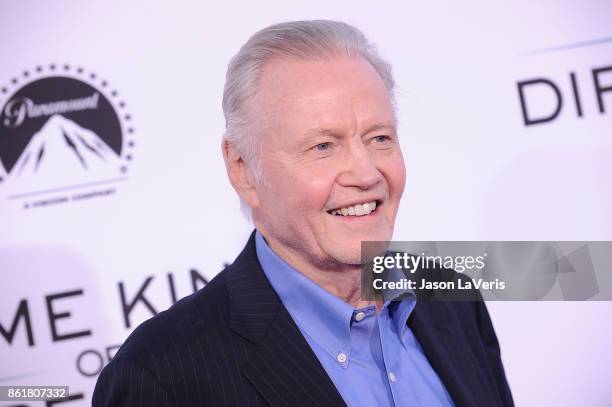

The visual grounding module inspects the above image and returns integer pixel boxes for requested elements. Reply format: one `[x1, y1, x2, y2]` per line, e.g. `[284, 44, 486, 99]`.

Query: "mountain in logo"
[10, 114, 121, 190]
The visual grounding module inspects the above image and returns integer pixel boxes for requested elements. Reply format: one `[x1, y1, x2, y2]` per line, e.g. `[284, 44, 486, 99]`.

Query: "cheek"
[283, 165, 336, 215]
[381, 153, 406, 201]
[267, 163, 337, 214]
[295, 168, 338, 211]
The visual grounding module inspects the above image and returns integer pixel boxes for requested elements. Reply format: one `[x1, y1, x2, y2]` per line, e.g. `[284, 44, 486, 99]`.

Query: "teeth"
[329, 201, 378, 217]
[355, 205, 364, 216]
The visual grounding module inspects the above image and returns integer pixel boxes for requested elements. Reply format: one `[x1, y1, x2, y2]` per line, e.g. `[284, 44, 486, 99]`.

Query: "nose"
[336, 142, 383, 190]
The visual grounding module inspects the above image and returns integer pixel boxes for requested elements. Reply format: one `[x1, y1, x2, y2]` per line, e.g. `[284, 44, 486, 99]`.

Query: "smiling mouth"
[328, 200, 379, 217]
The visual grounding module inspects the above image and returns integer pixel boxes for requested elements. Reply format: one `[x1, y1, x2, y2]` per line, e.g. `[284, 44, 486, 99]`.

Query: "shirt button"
[389, 372, 397, 383]
[355, 312, 366, 322]
[337, 353, 347, 363]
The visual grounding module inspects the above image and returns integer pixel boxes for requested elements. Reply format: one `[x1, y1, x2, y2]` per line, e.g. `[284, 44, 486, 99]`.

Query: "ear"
[221, 139, 261, 209]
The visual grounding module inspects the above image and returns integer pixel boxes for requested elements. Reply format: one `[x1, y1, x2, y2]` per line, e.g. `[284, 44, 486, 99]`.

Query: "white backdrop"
[1, 0, 611, 405]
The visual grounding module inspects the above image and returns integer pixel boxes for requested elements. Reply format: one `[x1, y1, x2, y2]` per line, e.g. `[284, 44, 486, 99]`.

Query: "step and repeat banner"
[1, 1, 611, 406]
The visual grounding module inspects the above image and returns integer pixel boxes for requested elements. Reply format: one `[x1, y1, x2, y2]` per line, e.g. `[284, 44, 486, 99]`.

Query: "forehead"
[255, 56, 395, 137]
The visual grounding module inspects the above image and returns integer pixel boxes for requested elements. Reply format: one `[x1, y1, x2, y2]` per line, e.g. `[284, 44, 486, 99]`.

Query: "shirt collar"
[382, 257, 417, 344]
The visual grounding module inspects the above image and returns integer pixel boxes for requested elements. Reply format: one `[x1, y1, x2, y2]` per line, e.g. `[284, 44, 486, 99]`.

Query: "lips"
[328, 200, 377, 217]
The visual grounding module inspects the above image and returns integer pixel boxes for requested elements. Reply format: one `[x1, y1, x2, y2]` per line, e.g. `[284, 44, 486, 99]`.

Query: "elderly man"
[93, 20, 513, 406]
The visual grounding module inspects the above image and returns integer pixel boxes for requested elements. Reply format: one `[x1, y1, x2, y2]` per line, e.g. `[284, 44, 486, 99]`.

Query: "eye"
[373, 135, 391, 143]
[315, 142, 331, 151]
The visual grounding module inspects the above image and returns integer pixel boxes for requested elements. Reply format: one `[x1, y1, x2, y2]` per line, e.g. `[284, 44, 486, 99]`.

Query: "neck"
[256, 227, 379, 309]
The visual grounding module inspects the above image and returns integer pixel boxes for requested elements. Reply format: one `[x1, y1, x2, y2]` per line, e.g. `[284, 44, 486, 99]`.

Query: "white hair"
[222, 20, 396, 219]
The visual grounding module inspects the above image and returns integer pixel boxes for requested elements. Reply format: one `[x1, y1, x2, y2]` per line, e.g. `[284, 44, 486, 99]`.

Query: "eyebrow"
[300, 121, 397, 140]
[363, 121, 397, 134]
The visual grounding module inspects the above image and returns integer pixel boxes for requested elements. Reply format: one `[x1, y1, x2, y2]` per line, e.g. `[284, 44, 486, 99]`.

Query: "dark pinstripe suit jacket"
[93, 232, 514, 406]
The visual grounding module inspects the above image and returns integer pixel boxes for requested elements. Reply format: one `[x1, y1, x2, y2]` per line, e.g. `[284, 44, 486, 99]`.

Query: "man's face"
[251, 56, 405, 268]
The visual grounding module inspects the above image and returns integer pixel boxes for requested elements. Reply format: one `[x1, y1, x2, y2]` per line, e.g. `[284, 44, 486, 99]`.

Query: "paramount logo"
[2, 92, 100, 128]
[0, 68, 135, 206]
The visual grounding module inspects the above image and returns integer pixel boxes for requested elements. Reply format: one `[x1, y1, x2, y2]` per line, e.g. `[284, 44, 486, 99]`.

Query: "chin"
[326, 240, 371, 266]
[322, 226, 394, 266]
[329, 251, 363, 266]
[354, 228, 393, 245]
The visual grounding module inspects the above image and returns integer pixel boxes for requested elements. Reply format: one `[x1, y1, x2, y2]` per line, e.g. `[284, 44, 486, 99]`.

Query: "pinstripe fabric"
[93, 231, 513, 407]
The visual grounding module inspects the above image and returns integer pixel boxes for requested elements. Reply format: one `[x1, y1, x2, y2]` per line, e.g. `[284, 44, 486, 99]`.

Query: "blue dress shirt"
[255, 231, 455, 407]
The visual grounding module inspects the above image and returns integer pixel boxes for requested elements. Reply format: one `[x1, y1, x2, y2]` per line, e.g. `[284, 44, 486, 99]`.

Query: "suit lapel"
[242, 307, 347, 407]
[409, 302, 499, 407]
[226, 232, 346, 407]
